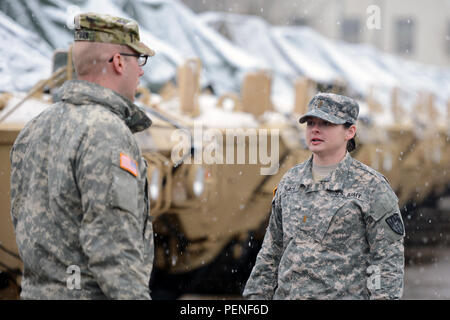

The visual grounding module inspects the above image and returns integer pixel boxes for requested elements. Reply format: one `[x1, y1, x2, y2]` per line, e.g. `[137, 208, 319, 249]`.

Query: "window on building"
[341, 18, 361, 43]
[292, 17, 308, 26]
[396, 18, 415, 55]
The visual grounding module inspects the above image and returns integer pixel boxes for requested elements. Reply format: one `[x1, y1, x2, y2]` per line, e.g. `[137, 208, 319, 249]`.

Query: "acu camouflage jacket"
[10, 80, 153, 299]
[244, 153, 405, 300]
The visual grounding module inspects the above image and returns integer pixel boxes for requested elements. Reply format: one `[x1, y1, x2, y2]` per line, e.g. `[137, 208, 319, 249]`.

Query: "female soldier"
[243, 93, 405, 299]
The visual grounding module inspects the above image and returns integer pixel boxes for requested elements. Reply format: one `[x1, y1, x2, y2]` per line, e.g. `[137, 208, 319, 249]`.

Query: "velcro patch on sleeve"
[385, 213, 405, 236]
[120, 152, 138, 177]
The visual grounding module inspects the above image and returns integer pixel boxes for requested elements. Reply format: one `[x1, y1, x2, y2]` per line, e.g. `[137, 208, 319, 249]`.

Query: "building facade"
[183, 0, 450, 67]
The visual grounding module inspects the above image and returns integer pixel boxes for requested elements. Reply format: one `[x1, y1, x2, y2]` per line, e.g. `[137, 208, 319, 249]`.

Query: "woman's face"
[305, 117, 355, 160]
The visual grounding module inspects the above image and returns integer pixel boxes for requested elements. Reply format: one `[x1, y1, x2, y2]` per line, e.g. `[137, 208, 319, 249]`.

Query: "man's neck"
[77, 75, 131, 101]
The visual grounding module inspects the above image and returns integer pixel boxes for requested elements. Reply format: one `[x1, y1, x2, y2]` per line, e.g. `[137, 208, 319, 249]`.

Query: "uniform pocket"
[110, 167, 139, 216]
[321, 200, 365, 250]
[283, 203, 310, 240]
[313, 199, 347, 243]
[281, 187, 309, 241]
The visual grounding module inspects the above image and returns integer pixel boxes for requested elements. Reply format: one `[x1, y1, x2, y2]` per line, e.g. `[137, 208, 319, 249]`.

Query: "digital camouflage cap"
[74, 12, 155, 57]
[299, 93, 359, 125]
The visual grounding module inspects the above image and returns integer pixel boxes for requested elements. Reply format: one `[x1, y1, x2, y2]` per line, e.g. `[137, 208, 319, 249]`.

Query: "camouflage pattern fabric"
[10, 80, 153, 299]
[74, 12, 155, 57]
[299, 93, 359, 125]
[243, 152, 405, 300]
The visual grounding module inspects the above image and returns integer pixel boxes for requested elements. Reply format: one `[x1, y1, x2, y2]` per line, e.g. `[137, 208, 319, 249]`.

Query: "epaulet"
[273, 185, 278, 197]
[352, 158, 387, 183]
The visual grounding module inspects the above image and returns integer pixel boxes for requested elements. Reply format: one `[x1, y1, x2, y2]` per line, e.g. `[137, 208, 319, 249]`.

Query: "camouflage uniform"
[243, 93, 405, 300]
[10, 13, 155, 300]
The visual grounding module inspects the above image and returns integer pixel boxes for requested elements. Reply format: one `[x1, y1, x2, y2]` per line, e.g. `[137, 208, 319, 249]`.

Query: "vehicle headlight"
[149, 168, 160, 201]
[193, 167, 205, 197]
[187, 166, 205, 198]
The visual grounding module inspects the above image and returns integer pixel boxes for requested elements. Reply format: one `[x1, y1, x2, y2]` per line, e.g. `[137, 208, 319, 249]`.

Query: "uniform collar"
[299, 152, 352, 192]
[54, 80, 152, 133]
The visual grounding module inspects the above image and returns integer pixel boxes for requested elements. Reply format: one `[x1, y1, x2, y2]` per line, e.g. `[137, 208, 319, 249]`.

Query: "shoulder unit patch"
[385, 213, 405, 236]
[120, 152, 138, 177]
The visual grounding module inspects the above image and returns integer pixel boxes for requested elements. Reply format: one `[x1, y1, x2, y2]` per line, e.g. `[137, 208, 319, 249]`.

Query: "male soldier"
[10, 13, 154, 299]
[243, 93, 405, 299]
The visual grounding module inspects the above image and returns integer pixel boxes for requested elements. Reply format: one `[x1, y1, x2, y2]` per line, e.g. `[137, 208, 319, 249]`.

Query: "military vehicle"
[1, 45, 450, 300]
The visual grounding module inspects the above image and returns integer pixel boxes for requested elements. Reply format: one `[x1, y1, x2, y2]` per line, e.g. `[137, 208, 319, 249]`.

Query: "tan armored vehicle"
[1, 48, 450, 299]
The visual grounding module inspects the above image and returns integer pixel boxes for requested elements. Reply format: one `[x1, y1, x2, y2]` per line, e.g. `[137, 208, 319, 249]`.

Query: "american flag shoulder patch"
[119, 152, 138, 177]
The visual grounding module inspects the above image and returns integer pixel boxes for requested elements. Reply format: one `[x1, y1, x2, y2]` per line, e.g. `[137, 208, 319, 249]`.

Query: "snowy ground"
[403, 246, 450, 300]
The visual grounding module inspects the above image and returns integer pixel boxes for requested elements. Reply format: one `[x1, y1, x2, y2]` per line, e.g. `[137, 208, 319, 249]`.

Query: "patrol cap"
[74, 12, 155, 57]
[299, 93, 359, 125]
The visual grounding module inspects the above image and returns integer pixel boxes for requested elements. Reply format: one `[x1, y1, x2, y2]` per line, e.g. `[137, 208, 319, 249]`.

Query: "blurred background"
[0, 0, 449, 300]
[186, 0, 450, 67]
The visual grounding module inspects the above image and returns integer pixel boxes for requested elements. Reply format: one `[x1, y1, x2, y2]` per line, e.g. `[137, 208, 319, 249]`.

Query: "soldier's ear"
[110, 53, 124, 75]
[345, 124, 356, 140]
